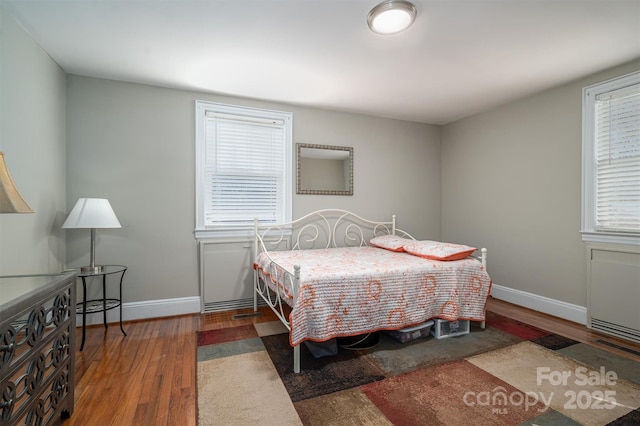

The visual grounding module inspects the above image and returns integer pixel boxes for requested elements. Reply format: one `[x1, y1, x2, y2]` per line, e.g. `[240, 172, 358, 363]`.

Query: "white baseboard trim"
[490, 284, 587, 325]
[76, 296, 201, 327]
[76, 287, 588, 328]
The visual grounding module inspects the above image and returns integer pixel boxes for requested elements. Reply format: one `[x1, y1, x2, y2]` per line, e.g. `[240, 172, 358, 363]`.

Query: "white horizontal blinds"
[594, 83, 640, 233]
[204, 112, 285, 226]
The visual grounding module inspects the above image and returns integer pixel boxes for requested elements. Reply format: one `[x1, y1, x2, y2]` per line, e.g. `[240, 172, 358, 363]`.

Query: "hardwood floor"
[63, 300, 639, 425]
[486, 298, 640, 362]
[64, 306, 278, 426]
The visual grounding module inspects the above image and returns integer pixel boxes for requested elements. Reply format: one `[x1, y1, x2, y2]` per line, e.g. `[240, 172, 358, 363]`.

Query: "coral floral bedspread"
[254, 246, 492, 346]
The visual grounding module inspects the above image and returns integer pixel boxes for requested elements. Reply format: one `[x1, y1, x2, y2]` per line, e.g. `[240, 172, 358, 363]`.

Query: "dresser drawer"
[1, 272, 76, 425]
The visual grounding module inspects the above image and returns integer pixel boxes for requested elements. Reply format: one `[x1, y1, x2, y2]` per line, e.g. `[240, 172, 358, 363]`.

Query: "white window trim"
[194, 100, 292, 239]
[581, 71, 640, 246]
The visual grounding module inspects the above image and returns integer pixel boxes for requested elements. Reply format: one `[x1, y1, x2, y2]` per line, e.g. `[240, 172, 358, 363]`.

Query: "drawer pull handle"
[0, 343, 14, 351]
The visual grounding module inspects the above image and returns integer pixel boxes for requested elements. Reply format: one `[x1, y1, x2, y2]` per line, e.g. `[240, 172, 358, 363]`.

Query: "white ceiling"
[2, 0, 639, 125]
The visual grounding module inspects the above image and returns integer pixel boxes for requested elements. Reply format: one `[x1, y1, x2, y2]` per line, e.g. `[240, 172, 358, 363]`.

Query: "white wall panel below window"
[199, 240, 255, 313]
[588, 244, 640, 343]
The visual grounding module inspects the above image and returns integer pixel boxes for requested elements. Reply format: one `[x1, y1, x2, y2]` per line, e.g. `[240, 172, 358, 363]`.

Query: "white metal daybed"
[253, 209, 491, 373]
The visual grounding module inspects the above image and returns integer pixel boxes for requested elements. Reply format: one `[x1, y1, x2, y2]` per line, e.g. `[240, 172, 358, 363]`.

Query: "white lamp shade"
[62, 198, 121, 229]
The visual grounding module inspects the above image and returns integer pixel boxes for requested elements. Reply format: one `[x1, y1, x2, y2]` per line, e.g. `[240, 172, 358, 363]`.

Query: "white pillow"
[403, 240, 476, 261]
[369, 235, 411, 252]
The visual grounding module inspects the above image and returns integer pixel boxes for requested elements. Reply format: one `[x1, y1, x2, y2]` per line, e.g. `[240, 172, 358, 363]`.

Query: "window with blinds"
[582, 71, 640, 244]
[195, 101, 292, 238]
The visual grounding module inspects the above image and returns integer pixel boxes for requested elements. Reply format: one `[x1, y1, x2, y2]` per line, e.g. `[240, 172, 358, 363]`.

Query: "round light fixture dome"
[367, 0, 417, 35]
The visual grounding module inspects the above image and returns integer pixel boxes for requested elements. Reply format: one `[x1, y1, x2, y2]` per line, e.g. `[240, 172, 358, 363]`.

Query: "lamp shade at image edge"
[0, 152, 35, 213]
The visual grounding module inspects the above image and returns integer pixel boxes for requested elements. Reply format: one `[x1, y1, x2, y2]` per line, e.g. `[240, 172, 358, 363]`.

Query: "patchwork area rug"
[196, 312, 640, 425]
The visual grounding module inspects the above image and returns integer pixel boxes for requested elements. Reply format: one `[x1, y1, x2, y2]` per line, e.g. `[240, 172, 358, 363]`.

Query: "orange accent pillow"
[369, 235, 411, 252]
[403, 240, 476, 261]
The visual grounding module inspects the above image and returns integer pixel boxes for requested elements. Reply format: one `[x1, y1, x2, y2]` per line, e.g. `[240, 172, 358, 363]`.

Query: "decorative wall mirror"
[296, 143, 353, 195]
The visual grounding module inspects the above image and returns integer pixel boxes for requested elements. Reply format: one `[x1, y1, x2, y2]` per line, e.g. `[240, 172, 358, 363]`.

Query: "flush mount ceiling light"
[367, 0, 417, 35]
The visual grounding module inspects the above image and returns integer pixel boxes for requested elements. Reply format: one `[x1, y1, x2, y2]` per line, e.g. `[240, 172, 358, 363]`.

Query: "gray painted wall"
[65, 75, 441, 303]
[0, 9, 67, 275]
[441, 60, 640, 307]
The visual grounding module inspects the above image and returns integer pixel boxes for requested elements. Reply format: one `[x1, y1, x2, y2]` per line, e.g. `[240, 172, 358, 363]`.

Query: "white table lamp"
[62, 198, 121, 273]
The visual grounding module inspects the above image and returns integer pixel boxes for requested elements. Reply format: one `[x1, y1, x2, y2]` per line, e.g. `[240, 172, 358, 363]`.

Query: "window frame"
[194, 100, 292, 239]
[581, 71, 640, 246]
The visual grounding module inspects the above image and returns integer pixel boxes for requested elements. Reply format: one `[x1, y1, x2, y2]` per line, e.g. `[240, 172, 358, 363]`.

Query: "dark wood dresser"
[0, 271, 77, 425]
